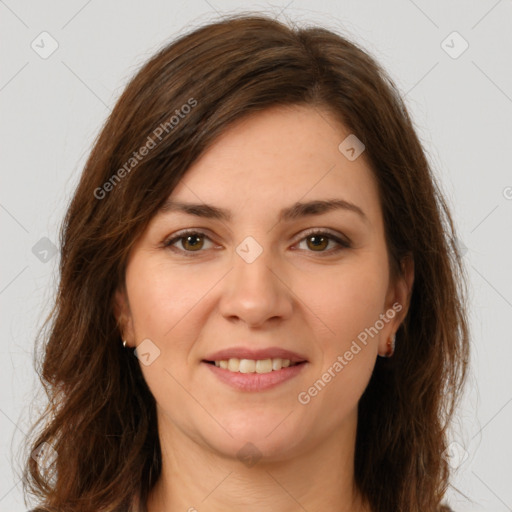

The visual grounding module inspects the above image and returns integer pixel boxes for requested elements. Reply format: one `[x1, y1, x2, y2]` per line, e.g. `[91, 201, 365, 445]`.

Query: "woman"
[23, 13, 469, 512]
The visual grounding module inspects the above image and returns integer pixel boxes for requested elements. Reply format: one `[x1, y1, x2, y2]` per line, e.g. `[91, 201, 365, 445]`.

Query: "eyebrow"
[159, 198, 369, 224]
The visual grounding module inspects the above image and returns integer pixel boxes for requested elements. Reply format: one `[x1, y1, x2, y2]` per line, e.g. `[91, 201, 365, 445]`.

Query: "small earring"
[122, 340, 127, 348]
[385, 333, 396, 357]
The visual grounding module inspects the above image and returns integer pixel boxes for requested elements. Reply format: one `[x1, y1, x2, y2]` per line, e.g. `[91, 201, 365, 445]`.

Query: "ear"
[378, 253, 414, 356]
[113, 286, 135, 348]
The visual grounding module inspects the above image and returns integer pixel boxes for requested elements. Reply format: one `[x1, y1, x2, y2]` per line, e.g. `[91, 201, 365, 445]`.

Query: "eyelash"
[162, 228, 351, 258]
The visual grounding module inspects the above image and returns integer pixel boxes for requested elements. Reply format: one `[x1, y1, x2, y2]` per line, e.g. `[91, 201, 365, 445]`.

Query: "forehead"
[164, 105, 381, 223]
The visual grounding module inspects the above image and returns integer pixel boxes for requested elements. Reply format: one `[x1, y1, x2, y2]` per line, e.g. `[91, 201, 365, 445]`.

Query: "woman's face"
[116, 104, 412, 461]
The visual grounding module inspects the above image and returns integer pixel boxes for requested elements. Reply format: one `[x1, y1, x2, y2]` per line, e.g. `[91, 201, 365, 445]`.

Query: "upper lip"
[203, 346, 308, 364]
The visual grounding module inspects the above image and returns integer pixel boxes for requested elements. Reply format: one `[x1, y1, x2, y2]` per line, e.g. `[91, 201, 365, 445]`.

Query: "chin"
[199, 413, 305, 462]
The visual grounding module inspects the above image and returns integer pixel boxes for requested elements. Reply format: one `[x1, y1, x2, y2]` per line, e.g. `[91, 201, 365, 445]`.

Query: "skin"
[115, 104, 414, 512]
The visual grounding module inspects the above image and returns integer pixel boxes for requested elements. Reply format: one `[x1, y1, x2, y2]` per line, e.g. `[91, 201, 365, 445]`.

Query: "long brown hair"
[21, 13, 469, 512]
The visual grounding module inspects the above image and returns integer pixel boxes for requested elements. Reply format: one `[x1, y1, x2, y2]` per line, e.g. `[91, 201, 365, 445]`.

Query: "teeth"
[212, 358, 298, 374]
[239, 359, 256, 373]
[272, 358, 282, 371]
[228, 358, 240, 372]
[256, 359, 272, 373]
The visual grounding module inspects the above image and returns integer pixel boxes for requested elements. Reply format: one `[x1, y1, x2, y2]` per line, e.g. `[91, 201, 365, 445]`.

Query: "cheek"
[293, 254, 386, 406]
[297, 258, 388, 344]
[125, 257, 213, 411]
[296, 270, 381, 423]
[125, 256, 214, 342]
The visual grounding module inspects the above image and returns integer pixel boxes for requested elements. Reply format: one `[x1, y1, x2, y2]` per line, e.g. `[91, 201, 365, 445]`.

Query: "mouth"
[202, 357, 306, 374]
[201, 357, 308, 392]
[201, 346, 309, 391]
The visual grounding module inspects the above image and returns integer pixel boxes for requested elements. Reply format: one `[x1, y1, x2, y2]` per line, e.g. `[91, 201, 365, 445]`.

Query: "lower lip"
[202, 361, 307, 391]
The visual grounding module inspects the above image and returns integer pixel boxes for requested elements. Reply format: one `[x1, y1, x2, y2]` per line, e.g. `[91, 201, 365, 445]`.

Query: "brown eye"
[305, 234, 329, 251]
[295, 230, 351, 255]
[181, 234, 204, 251]
[163, 230, 215, 255]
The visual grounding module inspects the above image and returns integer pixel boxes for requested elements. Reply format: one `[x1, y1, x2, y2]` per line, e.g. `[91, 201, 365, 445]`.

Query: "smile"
[205, 357, 301, 373]
[202, 359, 307, 392]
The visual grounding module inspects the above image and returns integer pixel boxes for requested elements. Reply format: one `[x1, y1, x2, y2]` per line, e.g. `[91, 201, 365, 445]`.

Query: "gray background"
[1, 1, 511, 510]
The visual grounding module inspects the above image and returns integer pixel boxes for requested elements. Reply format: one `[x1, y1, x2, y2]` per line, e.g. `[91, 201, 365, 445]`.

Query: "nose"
[218, 243, 294, 328]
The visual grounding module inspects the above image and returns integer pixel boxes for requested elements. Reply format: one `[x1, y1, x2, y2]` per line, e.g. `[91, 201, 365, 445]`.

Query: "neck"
[144, 408, 371, 512]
